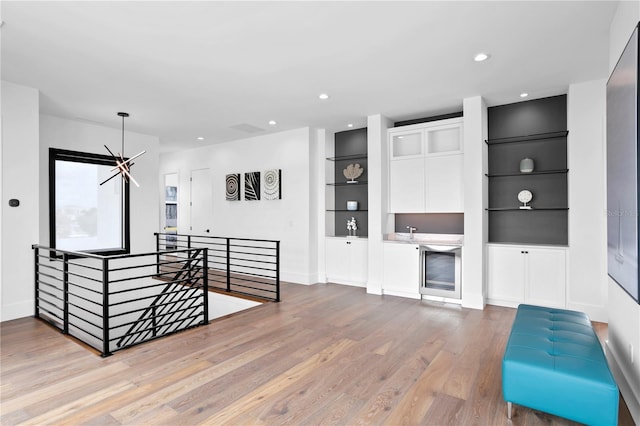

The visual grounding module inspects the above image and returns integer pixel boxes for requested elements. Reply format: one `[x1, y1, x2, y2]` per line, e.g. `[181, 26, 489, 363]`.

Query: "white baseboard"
[366, 280, 383, 295]
[325, 277, 366, 288]
[1, 299, 34, 322]
[366, 287, 383, 296]
[281, 270, 317, 285]
[606, 340, 640, 424]
[462, 293, 485, 310]
[382, 289, 421, 300]
[486, 298, 520, 309]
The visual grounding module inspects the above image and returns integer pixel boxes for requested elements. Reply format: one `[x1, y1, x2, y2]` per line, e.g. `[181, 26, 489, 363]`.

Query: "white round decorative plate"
[517, 189, 533, 204]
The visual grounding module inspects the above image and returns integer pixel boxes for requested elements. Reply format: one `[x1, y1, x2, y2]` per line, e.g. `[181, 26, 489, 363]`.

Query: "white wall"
[462, 96, 488, 309]
[159, 127, 316, 285]
[606, 2, 640, 422]
[1, 81, 40, 321]
[0, 112, 161, 323]
[39, 114, 160, 254]
[567, 79, 608, 322]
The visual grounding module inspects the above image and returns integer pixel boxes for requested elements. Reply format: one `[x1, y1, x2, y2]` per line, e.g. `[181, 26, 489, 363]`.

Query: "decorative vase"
[346, 200, 358, 211]
[346, 217, 357, 237]
[520, 158, 534, 173]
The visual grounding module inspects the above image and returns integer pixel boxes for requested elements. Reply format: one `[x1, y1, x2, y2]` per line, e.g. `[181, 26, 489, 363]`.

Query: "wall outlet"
[629, 343, 634, 365]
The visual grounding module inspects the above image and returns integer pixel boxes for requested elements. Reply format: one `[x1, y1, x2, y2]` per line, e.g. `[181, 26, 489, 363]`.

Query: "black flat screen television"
[607, 22, 640, 303]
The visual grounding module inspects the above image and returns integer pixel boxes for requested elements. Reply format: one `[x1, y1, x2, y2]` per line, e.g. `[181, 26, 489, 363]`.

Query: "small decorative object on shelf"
[346, 200, 358, 211]
[520, 157, 534, 173]
[518, 189, 533, 209]
[343, 163, 364, 183]
[347, 216, 358, 237]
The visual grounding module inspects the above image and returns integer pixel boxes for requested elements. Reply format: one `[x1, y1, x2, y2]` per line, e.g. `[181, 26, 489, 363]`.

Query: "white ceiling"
[1, 1, 618, 152]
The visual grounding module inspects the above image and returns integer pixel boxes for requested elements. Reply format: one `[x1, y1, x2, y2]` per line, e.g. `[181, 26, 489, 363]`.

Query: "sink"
[388, 232, 413, 241]
[384, 232, 464, 245]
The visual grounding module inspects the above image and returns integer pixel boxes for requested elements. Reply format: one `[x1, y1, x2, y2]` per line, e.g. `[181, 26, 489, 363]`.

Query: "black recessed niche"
[487, 95, 568, 245]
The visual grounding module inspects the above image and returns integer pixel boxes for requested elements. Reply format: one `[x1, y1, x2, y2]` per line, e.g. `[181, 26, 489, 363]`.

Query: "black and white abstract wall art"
[263, 169, 282, 200]
[244, 171, 260, 201]
[225, 173, 241, 201]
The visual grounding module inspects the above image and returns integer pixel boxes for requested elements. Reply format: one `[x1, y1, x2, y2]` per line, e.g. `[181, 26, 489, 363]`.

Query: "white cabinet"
[326, 237, 368, 287]
[389, 158, 425, 213]
[382, 243, 421, 299]
[487, 245, 526, 304]
[526, 248, 567, 307]
[487, 244, 567, 308]
[388, 118, 463, 213]
[425, 154, 463, 212]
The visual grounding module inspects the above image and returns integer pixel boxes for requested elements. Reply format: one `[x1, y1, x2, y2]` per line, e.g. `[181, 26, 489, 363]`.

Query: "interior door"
[190, 168, 212, 235]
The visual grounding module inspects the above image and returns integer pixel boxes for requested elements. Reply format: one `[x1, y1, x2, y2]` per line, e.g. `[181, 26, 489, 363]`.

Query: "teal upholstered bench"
[502, 304, 618, 425]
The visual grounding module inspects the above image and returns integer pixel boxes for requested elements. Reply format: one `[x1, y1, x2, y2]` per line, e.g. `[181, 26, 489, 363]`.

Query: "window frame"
[49, 148, 131, 256]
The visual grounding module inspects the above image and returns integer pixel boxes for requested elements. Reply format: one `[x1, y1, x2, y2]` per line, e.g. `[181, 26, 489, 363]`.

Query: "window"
[49, 148, 130, 255]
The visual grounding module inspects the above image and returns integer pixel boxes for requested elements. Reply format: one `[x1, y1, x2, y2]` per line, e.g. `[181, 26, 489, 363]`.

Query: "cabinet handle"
[347, 241, 351, 245]
[521, 250, 529, 254]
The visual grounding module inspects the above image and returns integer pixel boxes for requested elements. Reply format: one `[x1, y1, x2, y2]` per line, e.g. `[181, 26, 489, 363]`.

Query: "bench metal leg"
[507, 402, 512, 419]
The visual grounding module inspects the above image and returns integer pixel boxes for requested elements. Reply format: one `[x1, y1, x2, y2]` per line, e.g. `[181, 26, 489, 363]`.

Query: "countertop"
[383, 232, 464, 246]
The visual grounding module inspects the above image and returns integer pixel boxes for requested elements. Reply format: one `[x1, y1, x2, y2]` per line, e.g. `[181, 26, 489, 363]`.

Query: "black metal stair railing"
[32, 244, 208, 357]
[116, 248, 206, 349]
[155, 233, 280, 302]
[32, 232, 279, 356]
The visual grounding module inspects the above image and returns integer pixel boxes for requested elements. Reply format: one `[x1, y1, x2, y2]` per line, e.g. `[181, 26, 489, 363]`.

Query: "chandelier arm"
[109, 150, 146, 172]
[99, 171, 121, 186]
[104, 144, 118, 159]
[120, 167, 140, 187]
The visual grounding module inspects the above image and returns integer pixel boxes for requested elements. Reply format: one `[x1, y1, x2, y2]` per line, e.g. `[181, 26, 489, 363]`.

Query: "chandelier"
[100, 112, 146, 187]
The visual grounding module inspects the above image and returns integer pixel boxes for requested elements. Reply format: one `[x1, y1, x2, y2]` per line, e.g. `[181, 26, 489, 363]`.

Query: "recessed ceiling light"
[268, 120, 277, 126]
[520, 92, 529, 98]
[197, 137, 204, 140]
[474, 53, 490, 62]
[318, 93, 330, 100]
[347, 124, 353, 128]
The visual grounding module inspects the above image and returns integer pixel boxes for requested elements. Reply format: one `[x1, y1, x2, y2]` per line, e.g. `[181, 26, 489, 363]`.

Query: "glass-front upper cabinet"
[426, 123, 462, 155]
[389, 118, 463, 160]
[389, 129, 424, 160]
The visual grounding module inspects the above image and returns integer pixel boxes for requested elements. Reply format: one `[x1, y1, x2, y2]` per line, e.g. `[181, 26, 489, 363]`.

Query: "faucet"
[406, 225, 417, 239]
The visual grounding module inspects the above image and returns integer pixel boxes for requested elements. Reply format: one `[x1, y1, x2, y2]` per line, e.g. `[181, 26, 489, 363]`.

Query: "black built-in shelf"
[326, 181, 368, 186]
[486, 169, 568, 178]
[487, 95, 568, 245]
[326, 154, 368, 161]
[485, 130, 569, 145]
[329, 128, 368, 237]
[327, 209, 369, 212]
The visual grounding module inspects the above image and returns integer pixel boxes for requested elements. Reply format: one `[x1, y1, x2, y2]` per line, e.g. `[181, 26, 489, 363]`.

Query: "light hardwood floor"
[1, 282, 634, 425]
